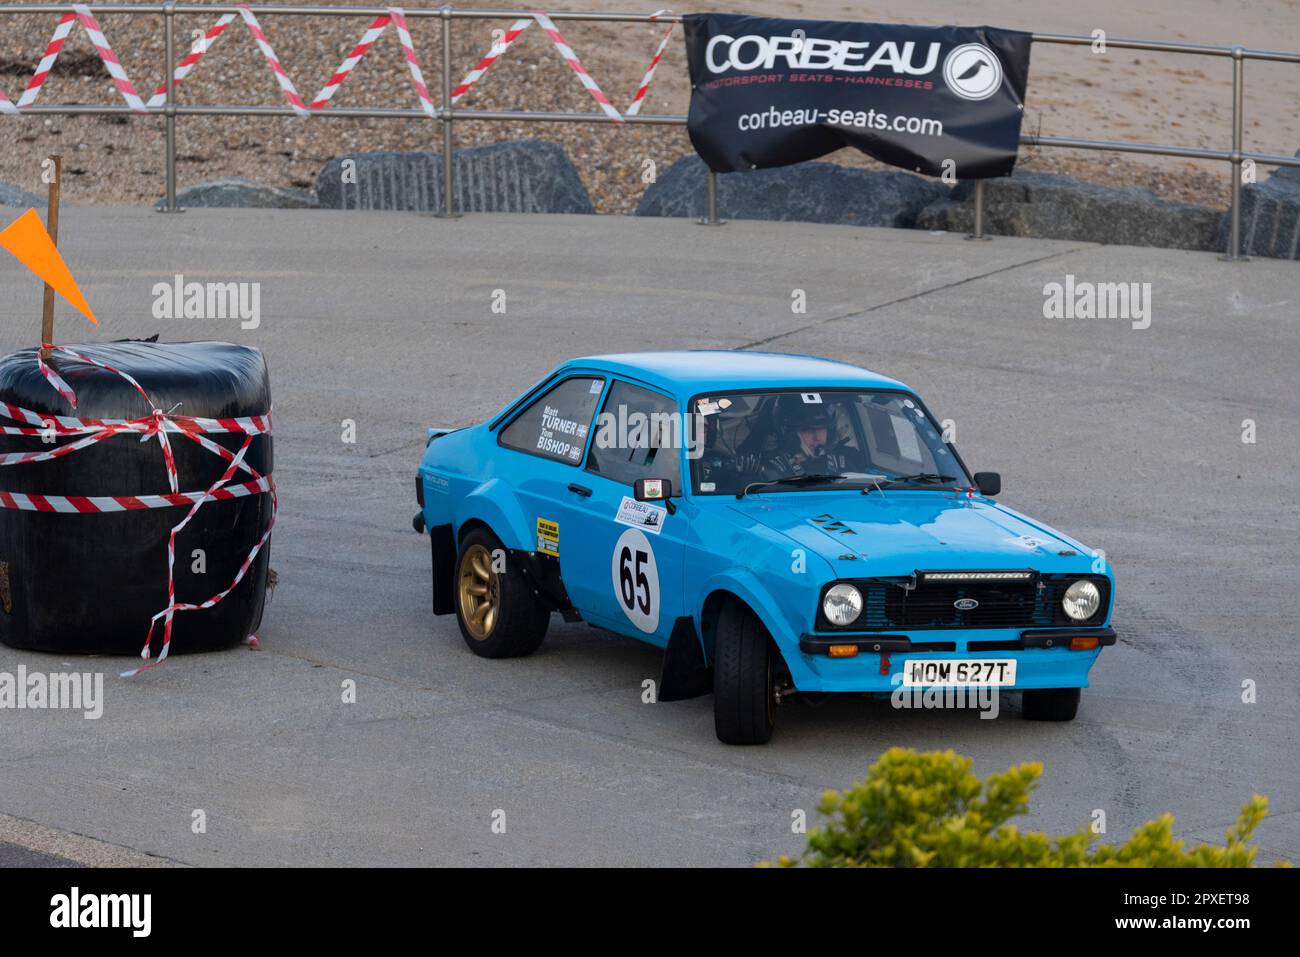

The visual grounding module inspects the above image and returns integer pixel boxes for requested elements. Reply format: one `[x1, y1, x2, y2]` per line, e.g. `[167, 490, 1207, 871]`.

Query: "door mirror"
[973, 472, 1001, 496]
[634, 478, 673, 502]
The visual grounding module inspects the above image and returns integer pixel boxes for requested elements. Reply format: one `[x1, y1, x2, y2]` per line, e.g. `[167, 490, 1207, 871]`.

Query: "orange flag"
[0, 207, 97, 326]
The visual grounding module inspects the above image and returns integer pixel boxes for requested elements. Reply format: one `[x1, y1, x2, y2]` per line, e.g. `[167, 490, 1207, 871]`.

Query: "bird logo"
[942, 43, 1003, 101]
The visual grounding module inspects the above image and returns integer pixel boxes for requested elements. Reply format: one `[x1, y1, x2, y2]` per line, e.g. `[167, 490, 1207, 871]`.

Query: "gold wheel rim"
[458, 543, 499, 641]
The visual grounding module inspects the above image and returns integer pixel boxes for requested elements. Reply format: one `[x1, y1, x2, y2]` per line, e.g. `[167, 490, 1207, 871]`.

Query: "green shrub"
[770, 748, 1284, 868]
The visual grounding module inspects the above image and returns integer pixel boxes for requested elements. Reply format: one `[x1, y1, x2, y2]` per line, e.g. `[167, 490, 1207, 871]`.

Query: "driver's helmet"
[778, 399, 833, 435]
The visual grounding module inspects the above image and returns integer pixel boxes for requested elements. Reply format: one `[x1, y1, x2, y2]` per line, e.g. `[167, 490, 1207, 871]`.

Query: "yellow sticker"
[536, 518, 560, 556]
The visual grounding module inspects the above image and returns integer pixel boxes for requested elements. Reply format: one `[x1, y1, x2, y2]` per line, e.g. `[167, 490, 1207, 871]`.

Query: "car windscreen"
[689, 390, 969, 495]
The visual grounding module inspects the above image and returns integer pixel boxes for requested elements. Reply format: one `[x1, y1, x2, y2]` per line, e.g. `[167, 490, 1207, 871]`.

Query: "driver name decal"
[536, 404, 588, 462]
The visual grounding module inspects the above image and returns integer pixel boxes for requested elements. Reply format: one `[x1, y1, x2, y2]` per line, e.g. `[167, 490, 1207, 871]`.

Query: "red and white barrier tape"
[451, 11, 674, 117]
[148, 13, 237, 108]
[140, 431, 274, 676]
[626, 12, 675, 117]
[310, 8, 435, 116]
[530, 11, 623, 122]
[13, 13, 76, 110]
[0, 476, 272, 514]
[451, 17, 533, 104]
[73, 4, 147, 113]
[0, 7, 674, 122]
[235, 4, 310, 115]
[0, 345, 276, 677]
[311, 12, 392, 109]
[7, 6, 681, 121]
[0, 402, 270, 437]
[11, 7, 147, 113]
[388, 7, 437, 117]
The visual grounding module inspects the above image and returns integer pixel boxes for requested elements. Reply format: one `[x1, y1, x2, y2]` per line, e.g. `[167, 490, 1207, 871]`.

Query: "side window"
[499, 376, 602, 465]
[587, 380, 681, 487]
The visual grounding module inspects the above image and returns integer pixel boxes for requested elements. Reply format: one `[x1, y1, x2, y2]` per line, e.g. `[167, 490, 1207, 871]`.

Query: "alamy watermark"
[890, 673, 1000, 719]
[152, 274, 260, 330]
[0, 667, 103, 719]
[592, 405, 705, 459]
[50, 887, 150, 937]
[1042, 274, 1151, 329]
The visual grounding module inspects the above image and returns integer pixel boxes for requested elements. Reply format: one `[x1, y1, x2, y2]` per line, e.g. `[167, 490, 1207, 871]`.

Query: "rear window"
[499, 376, 602, 465]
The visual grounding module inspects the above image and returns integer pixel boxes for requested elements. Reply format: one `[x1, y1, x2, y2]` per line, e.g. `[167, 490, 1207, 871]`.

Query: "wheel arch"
[455, 516, 492, 546]
[697, 574, 794, 674]
[454, 479, 533, 552]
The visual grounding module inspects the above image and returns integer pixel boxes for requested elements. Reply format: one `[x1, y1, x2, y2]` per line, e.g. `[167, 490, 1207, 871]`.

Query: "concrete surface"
[0, 208, 1296, 867]
[0, 813, 173, 868]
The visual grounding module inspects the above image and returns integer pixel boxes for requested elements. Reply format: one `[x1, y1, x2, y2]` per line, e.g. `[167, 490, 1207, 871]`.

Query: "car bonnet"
[726, 491, 1080, 573]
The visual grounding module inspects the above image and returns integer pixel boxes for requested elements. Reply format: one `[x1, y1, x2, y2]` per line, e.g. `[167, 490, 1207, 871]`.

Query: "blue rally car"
[415, 352, 1115, 744]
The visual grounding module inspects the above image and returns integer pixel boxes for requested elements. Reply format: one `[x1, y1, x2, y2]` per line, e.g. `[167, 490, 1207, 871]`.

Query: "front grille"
[819, 573, 1110, 631]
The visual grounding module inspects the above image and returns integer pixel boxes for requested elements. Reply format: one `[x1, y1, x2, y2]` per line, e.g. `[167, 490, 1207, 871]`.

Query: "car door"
[496, 372, 609, 605]
[564, 378, 688, 647]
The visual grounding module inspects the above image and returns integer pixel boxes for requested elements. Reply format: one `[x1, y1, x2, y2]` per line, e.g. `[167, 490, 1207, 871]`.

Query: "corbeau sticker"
[612, 528, 659, 633]
[614, 495, 666, 535]
[536, 518, 560, 556]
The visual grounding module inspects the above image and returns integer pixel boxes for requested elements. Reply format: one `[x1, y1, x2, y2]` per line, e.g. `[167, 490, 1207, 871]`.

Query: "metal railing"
[4, 4, 1300, 259]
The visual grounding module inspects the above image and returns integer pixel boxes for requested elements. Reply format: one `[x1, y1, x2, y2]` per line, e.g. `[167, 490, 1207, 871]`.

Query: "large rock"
[1, 181, 47, 207]
[1221, 150, 1300, 259]
[316, 139, 594, 214]
[156, 177, 318, 209]
[916, 171, 1223, 252]
[636, 155, 947, 227]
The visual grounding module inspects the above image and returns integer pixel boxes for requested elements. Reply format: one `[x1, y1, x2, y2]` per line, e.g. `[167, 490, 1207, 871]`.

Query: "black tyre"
[1022, 687, 1080, 721]
[454, 527, 549, 658]
[712, 601, 777, 745]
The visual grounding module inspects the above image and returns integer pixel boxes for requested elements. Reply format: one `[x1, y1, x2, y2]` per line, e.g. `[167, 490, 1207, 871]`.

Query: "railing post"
[437, 5, 460, 218]
[696, 169, 723, 225]
[1223, 45, 1248, 260]
[161, 1, 180, 213]
[966, 179, 988, 240]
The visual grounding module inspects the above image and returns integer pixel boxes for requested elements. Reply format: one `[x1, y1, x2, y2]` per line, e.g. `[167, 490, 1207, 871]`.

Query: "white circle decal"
[942, 43, 1003, 101]
[611, 528, 659, 634]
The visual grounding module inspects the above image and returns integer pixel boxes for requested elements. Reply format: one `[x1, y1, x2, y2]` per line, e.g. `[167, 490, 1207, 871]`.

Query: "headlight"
[823, 584, 863, 626]
[1062, 579, 1101, 621]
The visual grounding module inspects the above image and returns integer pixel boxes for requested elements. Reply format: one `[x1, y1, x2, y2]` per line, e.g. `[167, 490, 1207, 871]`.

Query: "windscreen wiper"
[862, 472, 958, 494]
[737, 473, 850, 499]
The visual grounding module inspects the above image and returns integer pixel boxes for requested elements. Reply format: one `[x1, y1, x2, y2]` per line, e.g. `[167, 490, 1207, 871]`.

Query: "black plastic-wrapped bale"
[0, 341, 273, 654]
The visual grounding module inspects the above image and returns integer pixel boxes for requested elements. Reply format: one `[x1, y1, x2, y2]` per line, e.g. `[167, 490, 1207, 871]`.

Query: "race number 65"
[612, 528, 659, 633]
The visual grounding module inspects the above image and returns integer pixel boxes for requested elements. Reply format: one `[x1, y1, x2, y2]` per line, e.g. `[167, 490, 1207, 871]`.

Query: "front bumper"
[799, 626, 1116, 655]
[783, 627, 1114, 693]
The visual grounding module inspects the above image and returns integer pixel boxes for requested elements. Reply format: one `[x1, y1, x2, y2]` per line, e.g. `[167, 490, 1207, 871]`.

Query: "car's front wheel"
[1022, 687, 1080, 721]
[713, 601, 777, 745]
[454, 527, 549, 658]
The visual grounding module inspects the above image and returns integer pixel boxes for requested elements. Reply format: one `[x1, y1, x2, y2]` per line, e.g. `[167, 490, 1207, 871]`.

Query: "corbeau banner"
[684, 13, 1032, 179]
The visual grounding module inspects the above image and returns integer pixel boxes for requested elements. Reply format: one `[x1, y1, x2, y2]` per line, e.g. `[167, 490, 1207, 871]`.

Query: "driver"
[762, 401, 866, 479]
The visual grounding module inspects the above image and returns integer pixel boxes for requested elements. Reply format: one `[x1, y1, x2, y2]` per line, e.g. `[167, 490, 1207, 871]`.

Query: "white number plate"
[901, 659, 1017, 687]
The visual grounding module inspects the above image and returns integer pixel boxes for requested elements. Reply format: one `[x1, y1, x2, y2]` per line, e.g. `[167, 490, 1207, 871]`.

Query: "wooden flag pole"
[39, 154, 62, 359]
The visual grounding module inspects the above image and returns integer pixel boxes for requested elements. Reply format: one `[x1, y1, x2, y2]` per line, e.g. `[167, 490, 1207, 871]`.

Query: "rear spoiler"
[426, 427, 459, 446]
